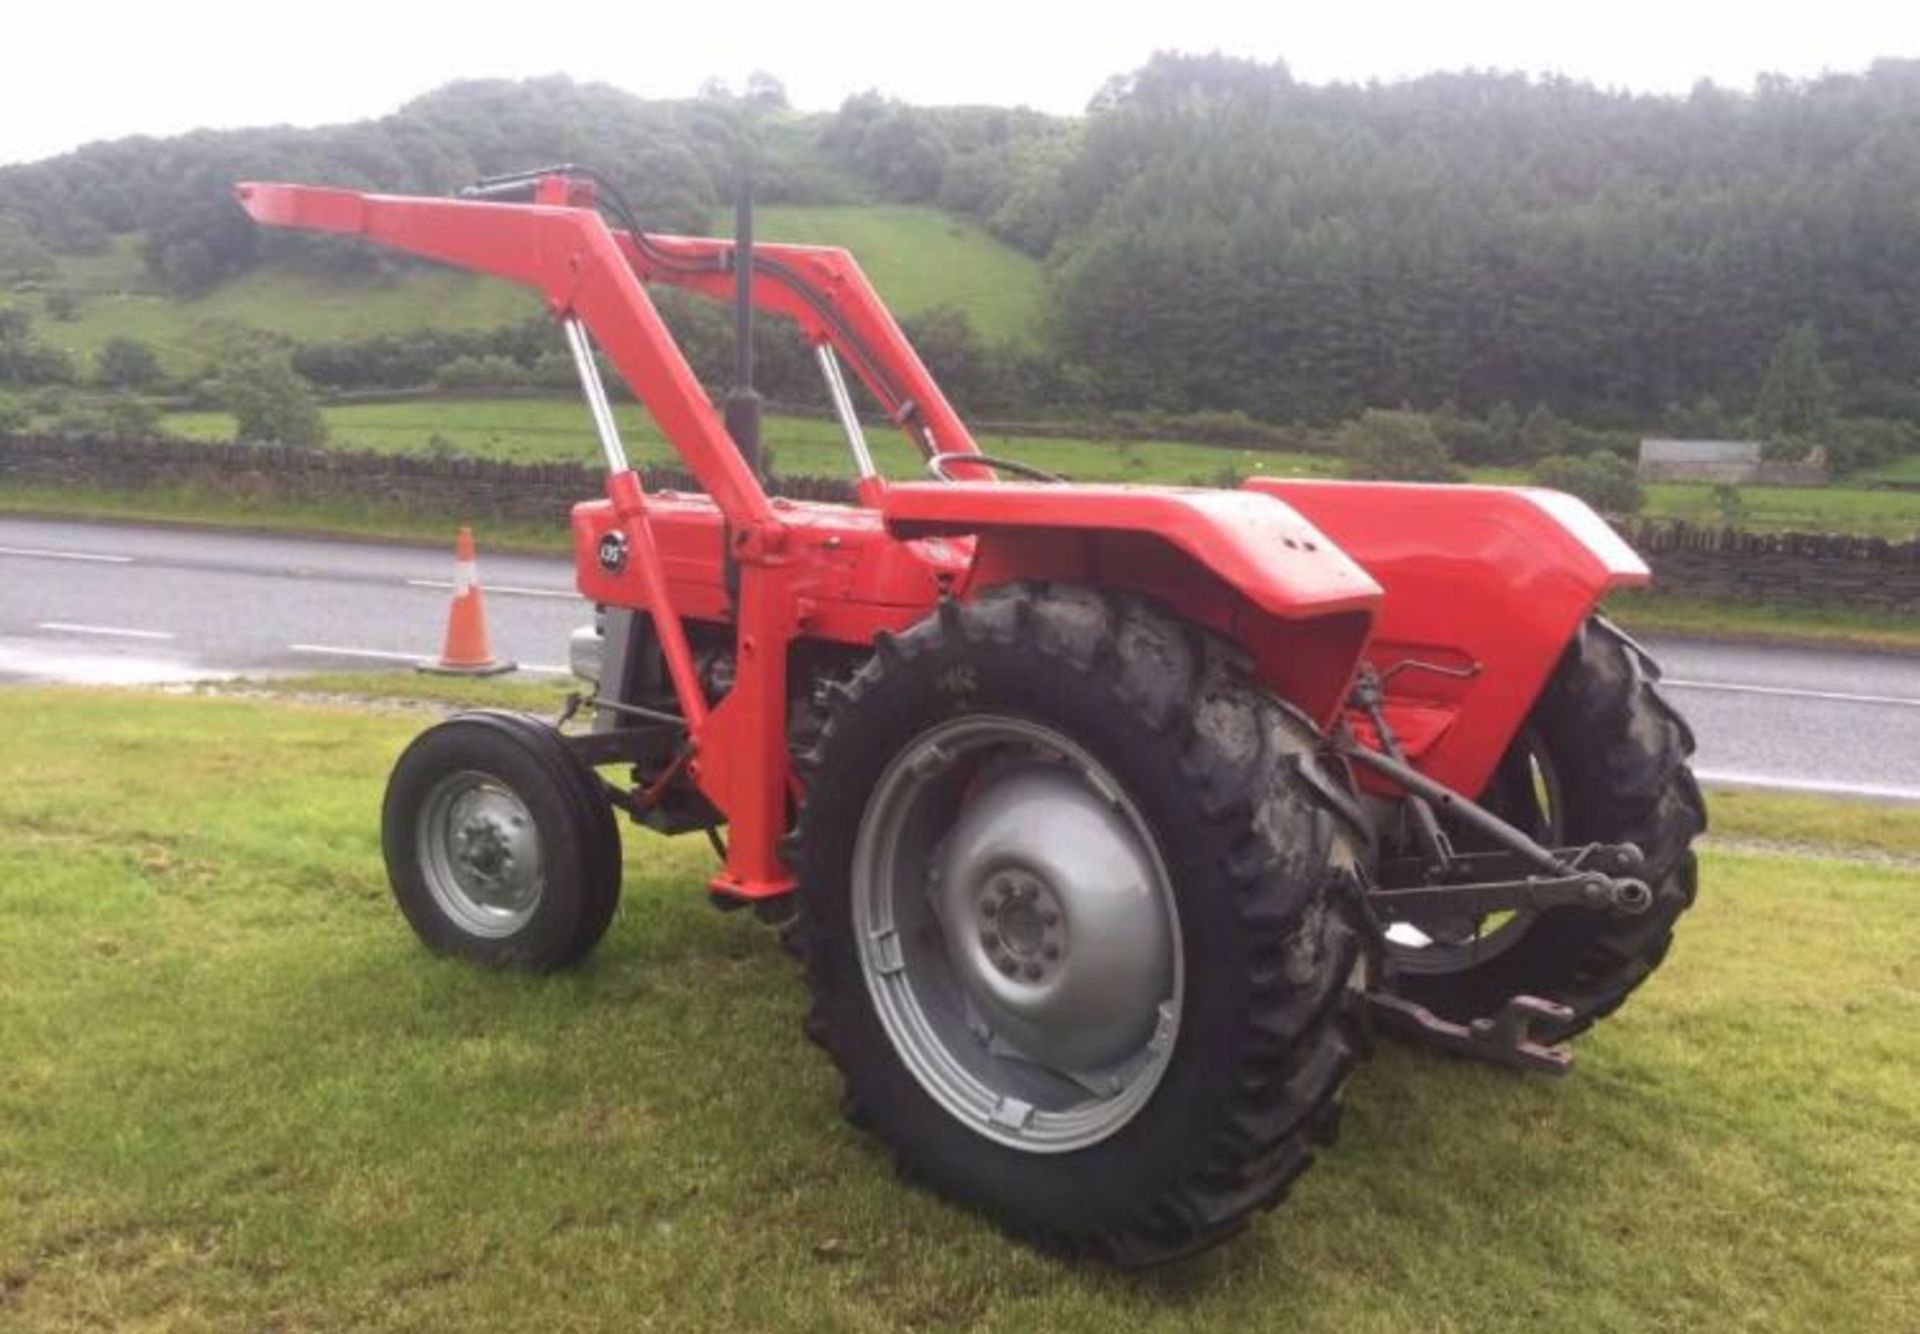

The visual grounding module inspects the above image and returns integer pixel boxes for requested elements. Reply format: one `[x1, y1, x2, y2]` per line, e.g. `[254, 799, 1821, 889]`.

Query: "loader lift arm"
[235, 168, 1017, 901]
[233, 172, 982, 495]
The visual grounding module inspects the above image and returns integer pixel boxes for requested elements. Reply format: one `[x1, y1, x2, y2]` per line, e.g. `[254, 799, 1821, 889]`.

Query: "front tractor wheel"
[382, 711, 621, 970]
[794, 586, 1371, 1266]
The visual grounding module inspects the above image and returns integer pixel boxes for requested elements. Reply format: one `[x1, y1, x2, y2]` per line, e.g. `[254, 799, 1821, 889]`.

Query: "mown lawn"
[0, 688, 1915, 1331]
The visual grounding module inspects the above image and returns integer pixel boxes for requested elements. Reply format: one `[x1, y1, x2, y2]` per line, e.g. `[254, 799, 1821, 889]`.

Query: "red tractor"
[237, 167, 1704, 1266]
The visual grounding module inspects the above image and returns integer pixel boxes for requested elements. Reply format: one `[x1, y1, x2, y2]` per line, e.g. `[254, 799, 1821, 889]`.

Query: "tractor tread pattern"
[1536, 618, 1706, 1036]
[1386, 616, 1705, 1039]
[789, 583, 1371, 1267]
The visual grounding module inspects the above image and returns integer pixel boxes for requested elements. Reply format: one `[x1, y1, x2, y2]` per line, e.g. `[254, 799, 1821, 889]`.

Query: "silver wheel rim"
[1383, 727, 1562, 973]
[417, 770, 545, 938]
[852, 715, 1183, 1154]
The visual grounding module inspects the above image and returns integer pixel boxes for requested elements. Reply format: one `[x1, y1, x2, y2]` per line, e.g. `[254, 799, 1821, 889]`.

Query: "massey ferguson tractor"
[237, 166, 1705, 1266]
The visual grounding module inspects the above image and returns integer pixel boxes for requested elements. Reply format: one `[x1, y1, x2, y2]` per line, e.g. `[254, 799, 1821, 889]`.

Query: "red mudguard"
[1245, 479, 1650, 797]
[885, 481, 1383, 723]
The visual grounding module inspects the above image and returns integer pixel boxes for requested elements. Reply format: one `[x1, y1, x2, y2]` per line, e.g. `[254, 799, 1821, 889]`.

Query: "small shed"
[1637, 439, 1764, 483]
[1638, 438, 1830, 485]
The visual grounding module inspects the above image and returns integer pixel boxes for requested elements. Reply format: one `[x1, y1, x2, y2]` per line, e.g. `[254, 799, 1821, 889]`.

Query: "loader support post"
[724, 182, 763, 479]
[563, 316, 709, 730]
[817, 344, 876, 482]
[562, 317, 631, 476]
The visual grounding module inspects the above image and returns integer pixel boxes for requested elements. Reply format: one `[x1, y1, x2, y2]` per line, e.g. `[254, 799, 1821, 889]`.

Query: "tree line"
[7, 59, 1920, 470]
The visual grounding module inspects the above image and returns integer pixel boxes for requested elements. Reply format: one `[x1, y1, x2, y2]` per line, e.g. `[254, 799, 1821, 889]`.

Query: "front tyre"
[382, 711, 621, 970]
[794, 586, 1371, 1266]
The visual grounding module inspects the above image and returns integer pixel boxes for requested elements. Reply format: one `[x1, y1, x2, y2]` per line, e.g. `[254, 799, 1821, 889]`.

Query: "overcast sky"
[4, 1, 1919, 166]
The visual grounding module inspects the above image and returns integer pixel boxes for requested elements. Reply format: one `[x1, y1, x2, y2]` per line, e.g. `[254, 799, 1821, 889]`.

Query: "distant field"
[5, 204, 1048, 377]
[1858, 453, 1920, 485]
[161, 399, 1340, 486]
[1640, 480, 1920, 538]
[156, 398, 1920, 538]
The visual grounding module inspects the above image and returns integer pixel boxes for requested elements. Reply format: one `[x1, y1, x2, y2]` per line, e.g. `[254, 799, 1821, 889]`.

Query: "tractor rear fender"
[882, 482, 1383, 724]
[1243, 478, 1651, 797]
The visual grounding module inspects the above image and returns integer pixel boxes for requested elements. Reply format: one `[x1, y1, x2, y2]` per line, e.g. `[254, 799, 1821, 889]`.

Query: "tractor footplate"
[1367, 992, 1576, 1076]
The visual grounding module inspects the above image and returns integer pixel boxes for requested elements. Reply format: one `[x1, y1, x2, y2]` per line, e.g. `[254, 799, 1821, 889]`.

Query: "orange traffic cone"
[419, 526, 516, 676]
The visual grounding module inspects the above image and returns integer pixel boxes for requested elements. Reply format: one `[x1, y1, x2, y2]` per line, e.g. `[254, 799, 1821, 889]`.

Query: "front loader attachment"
[238, 165, 1703, 1268]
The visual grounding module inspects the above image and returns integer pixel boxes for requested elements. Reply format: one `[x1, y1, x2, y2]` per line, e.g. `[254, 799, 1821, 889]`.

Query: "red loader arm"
[232, 176, 1385, 891]
[233, 182, 980, 477]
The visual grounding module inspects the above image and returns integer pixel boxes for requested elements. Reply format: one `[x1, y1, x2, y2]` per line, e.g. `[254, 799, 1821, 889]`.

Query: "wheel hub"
[977, 871, 1062, 978]
[418, 774, 544, 936]
[852, 714, 1184, 1153]
[934, 762, 1171, 1074]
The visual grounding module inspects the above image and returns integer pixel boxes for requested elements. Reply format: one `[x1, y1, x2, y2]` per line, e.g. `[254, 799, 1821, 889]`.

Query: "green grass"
[217, 670, 574, 713]
[0, 481, 571, 554]
[1640, 480, 1920, 538]
[742, 205, 1048, 345]
[161, 398, 1338, 485]
[9, 235, 541, 376]
[5, 204, 1048, 378]
[1, 688, 1916, 1330]
[160, 397, 1920, 537]
[1706, 789, 1920, 860]
[1605, 591, 1920, 654]
[1857, 453, 1920, 485]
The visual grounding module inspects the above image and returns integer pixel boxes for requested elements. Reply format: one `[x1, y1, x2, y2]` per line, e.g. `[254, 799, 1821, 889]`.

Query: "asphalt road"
[2, 516, 1915, 801]
[0, 516, 586, 684]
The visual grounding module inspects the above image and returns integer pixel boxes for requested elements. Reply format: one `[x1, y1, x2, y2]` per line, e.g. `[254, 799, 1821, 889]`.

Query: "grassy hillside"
[739, 204, 1048, 345]
[7, 204, 1048, 377]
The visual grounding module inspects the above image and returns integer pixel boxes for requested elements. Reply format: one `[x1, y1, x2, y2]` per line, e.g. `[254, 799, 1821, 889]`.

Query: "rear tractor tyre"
[1382, 617, 1705, 1039]
[382, 711, 621, 970]
[793, 585, 1372, 1266]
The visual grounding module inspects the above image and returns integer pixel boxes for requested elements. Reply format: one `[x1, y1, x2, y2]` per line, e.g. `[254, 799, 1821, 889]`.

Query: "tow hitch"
[1340, 668, 1655, 1074]
[1367, 993, 1579, 1076]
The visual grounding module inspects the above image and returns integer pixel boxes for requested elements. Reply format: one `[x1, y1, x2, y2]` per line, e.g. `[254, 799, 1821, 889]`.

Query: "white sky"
[4, 1, 1919, 166]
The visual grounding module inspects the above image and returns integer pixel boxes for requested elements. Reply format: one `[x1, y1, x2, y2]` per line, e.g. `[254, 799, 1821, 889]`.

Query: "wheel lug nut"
[1022, 962, 1043, 981]
[996, 955, 1018, 977]
[1042, 943, 1060, 961]
[1040, 909, 1058, 927]
[979, 930, 997, 949]
[980, 899, 998, 917]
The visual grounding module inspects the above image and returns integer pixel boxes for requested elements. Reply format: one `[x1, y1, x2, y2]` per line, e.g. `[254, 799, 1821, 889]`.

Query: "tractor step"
[1367, 992, 1575, 1076]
